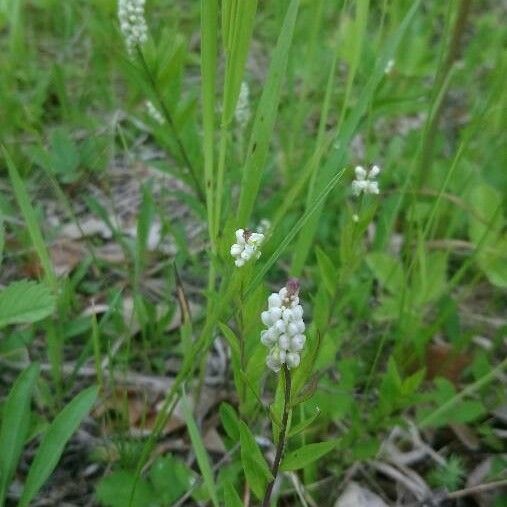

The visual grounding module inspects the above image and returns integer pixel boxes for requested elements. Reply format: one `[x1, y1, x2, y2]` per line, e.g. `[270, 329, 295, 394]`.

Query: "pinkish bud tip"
[286, 278, 300, 297]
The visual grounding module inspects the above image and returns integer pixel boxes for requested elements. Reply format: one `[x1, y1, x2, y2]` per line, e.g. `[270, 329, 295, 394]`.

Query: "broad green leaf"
[366, 252, 404, 294]
[18, 386, 98, 507]
[181, 389, 219, 507]
[96, 470, 156, 507]
[0, 280, 55, 329]
[0, 363, 39, 504]
[280, 440, 336, 471]
[239, 420, 272, 499]
[149, 455, 194, 505]
[219, 403, 240, 441]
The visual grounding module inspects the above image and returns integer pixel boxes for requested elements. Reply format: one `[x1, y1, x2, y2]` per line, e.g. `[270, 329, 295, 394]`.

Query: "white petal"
[261, 311, 273, 326]
[369, 165, 380, 178]
[274, 319, 286, 334]
[292, 305, 303, 319]
[354, 166, 367, 180]
[235, 258, 245, 267]
[230, 243, 243, 256]
[235, 229, 245, 244]
[269, 307, 282, 321]
[278, 334, 290, 350]
[268, 293, 282, 309]
[286, 352, 300, 369]
[282, 308, 293, 322]
[287, 322, 299, 336]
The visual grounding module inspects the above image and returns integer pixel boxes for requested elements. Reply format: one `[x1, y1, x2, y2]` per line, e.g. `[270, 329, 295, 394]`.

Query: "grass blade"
[290, 0, 421, 273]
[2, 146, 57, 291]
[18, 386, 98, 507]
[0, 364, 39, 504]
[236, 0, 300, 226]
[181, 387, 219, 507]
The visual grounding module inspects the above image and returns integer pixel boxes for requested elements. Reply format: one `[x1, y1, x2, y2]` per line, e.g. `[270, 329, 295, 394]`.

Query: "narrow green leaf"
[288, 408, 321, 438]
[223, 481, 243, 507]
[236, 0, 300, 225]
[3, 146, 57, 291]
[18, 386, 98, 507]
[0, 364, 39, 504]
[221, 0, 258, 124]
[200, 0, 218, 243]
[181, 388, 219, 507]
[365, 252, 404, 294]
[219, 403, 240, 441]
[289, 0, 421, 273]
[0, 280, 55, 329]
[280, 440, 336, 471]
[239, 420, 273, 499]
[315, 247, 338, 295]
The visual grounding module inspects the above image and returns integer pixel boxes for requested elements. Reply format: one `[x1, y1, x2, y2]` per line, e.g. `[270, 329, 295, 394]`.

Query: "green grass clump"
[1, 0, 506, 506]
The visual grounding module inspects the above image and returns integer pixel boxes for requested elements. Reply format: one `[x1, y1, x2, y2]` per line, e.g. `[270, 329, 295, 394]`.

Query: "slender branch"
[262, 366, 292, 507]
[134, 46, 206, 203]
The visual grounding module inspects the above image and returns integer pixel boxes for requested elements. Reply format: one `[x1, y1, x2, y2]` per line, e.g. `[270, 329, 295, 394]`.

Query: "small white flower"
[261, 279, 307, 372]
[286, 352, 300, 369]
[230, 228, 265, 268]
[145, 101, 164, 125]
[118, 0, 148, 54]
[235, 81, 251, 129]
[352, 164, 381, 196]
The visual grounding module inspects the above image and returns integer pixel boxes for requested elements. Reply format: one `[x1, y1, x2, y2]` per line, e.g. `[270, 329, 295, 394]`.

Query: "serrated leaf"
[239, 420, 272, 499]
[18, 386, 98, 507]
[0, 280, 55, 329]
[280, 440, 336, 471]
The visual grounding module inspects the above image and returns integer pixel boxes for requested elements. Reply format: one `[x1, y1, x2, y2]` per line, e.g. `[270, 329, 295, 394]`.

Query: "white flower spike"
[230, 228, 265, 267]
[261, 279, 306, 373]
[352, 164, 381, 196]
[118, 0, 148, 54]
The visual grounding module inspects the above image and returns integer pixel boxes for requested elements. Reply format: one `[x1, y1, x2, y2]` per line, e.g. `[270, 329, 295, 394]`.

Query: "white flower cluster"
[145, 100, 164, 125]
[118, 0, 148, 53]
[230, 228, 264, 267]
[235, 82, 251, 129]
[261, 279, 306, 373]
[352, 165, 380, 196]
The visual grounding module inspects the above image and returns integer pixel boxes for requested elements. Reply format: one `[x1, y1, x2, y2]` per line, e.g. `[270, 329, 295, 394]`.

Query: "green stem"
[135, 46, 205, 203]
[416, 0, 471, 188]
[262, 366, 291, 507]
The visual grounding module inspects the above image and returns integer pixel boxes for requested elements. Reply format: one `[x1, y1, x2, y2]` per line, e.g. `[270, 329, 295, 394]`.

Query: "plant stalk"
[135, 46, 205, 202]
[262, 365, 291, 507]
